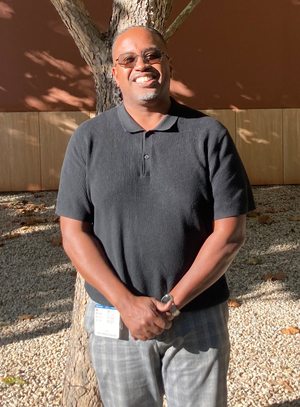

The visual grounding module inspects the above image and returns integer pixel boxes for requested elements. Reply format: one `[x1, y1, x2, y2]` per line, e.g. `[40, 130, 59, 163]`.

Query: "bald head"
[112, 26, 168, 64]
[112, 26, 166, 58]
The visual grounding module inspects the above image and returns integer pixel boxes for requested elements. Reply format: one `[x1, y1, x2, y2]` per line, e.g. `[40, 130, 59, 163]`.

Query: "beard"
[136, 88, 159, 101]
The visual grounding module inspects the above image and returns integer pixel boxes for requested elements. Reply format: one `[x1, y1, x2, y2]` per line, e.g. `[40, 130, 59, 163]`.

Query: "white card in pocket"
[94, 304, 123, 339]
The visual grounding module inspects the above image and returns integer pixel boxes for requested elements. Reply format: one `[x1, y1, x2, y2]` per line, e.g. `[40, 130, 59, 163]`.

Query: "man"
[56, 26, 255, 407]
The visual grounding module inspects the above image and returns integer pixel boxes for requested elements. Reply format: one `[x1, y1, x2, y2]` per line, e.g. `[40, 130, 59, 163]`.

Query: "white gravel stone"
[1, 186, 299, 406]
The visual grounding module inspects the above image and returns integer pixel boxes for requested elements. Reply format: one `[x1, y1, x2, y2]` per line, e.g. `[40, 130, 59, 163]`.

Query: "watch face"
[161, 294, 173, 304]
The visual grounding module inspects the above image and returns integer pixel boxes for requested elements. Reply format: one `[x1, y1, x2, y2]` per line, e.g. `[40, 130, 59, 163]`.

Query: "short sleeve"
[208, 130, 255, 220]
[56, 127, 94, 222]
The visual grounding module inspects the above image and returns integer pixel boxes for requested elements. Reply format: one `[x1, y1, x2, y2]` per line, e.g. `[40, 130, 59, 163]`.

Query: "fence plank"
[39, 112, 90, 190]
[235, 109, 283, 185]
[202, 109, 236, 143]
[283, 109, 300, 184]
[0, 112, 40, 191]
[1, 109, 299, 191]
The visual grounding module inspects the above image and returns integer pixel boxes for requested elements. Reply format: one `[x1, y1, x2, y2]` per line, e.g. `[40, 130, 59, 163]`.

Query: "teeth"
[136, 76, 153, 83]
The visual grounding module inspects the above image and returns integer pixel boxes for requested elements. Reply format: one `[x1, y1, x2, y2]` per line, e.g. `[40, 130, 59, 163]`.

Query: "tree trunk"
[62, 274, 102, 407]
[93, 0, 174, 113]
[50, 0, 201, 405]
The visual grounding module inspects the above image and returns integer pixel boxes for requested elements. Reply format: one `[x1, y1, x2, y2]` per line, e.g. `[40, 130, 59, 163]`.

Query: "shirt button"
[144, 154, 150, 160]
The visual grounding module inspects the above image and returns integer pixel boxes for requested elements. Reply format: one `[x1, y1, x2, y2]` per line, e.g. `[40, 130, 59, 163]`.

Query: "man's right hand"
[60, 218, 174, 341]
[119, 296, 174, 341]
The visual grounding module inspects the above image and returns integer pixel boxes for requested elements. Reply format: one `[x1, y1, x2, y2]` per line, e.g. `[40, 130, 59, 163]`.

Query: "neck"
[123, 97, 171, 131]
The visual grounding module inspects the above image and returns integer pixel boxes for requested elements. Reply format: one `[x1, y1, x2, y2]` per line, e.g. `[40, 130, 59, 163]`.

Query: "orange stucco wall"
[1, 0, 300, 112]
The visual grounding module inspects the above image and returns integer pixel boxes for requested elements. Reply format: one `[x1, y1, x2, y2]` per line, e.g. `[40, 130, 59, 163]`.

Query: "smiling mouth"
[135, 76, 156, 84]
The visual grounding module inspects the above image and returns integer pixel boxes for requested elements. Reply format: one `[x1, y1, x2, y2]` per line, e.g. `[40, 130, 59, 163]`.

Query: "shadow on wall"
[2, 0, 300, 111]
[0, 1, 299, 190]
[0, 0, 195, 113]
[169, 78, 195, 102]
[1, 107, 299, 192]
[0, 111, 90, 192]
[0, 0, 197, 192]
[166, 0, 300, 110]
[0, 0, 100, 112]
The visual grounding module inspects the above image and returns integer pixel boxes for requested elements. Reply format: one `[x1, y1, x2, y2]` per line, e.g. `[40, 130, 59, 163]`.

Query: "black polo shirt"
[56, 98, 255, 311]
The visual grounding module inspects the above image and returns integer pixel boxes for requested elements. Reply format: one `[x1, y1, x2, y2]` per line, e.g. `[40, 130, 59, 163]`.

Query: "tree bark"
[50, 0, 107, 67]
[163, 0, 202, 42]
[49, 0, 201, 405]
[94, 0, 174, 113]
[62, 273, 102, 407]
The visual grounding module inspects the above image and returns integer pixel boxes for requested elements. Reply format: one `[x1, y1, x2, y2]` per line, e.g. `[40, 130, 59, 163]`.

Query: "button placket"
[142, 131, 152, 176]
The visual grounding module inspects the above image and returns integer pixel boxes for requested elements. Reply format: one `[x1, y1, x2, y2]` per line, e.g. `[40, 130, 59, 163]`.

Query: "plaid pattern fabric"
[84, 299, 229, 407]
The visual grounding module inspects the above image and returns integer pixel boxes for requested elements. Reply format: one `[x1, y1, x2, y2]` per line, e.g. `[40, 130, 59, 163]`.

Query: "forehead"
[113, 28, 166, 59]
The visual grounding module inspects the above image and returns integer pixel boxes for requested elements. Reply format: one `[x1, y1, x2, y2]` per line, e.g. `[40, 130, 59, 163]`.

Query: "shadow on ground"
[1, 186, 299, 345]
[269, 400, 300, 407]
[227, 185, 300, 302]
[0, 191, 76, 345]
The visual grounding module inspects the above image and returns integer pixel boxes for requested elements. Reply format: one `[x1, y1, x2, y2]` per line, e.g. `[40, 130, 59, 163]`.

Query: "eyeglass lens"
[117, 49, 163, 67]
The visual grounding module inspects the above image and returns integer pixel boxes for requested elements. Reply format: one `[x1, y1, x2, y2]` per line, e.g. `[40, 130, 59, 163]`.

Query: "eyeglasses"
[115, 48, 169, 68]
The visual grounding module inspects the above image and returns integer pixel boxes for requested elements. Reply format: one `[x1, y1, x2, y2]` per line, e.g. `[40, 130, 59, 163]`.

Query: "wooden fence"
[0, 108, 299, 191]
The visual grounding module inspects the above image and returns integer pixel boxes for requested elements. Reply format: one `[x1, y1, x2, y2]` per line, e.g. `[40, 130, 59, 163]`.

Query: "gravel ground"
[0, 186, 299, 407]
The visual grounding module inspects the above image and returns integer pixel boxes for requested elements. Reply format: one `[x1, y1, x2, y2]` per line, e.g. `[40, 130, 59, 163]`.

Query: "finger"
[152, 316, 168, 331]
[153, 300, 174, 328]
[152, 326, 165, 336]
[163, 320, 172, 330]
[156, 300, 173, 313]
[165, 311, 175, 321]
[132, 332, 154, 341]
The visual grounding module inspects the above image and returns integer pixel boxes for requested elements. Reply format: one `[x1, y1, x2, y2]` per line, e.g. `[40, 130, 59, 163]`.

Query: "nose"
[134, 54, 148, 70]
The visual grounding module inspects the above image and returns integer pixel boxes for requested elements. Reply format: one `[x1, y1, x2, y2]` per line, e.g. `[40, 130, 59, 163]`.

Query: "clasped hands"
[119, 296, 175, 341]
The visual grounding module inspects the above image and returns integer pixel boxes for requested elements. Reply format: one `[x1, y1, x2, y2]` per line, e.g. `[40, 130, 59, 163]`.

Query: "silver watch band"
[161, 294, 180, 317]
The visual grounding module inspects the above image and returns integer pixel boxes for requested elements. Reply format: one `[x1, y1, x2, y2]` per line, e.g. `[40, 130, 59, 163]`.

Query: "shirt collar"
[117, 98, 179, 134]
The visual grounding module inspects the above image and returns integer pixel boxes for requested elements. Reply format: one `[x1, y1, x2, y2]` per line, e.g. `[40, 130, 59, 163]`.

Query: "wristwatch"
[161, 294, 180, 317]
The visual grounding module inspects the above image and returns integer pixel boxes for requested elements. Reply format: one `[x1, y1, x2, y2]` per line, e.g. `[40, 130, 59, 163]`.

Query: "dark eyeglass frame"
[115, 47, 169, 68]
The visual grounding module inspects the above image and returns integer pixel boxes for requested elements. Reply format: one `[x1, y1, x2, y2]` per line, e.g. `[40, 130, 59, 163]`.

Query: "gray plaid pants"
[84, 298, 230, 407]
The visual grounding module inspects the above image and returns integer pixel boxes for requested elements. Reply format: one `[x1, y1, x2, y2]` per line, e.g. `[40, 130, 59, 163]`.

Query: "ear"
[112, 66, 120, 87]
